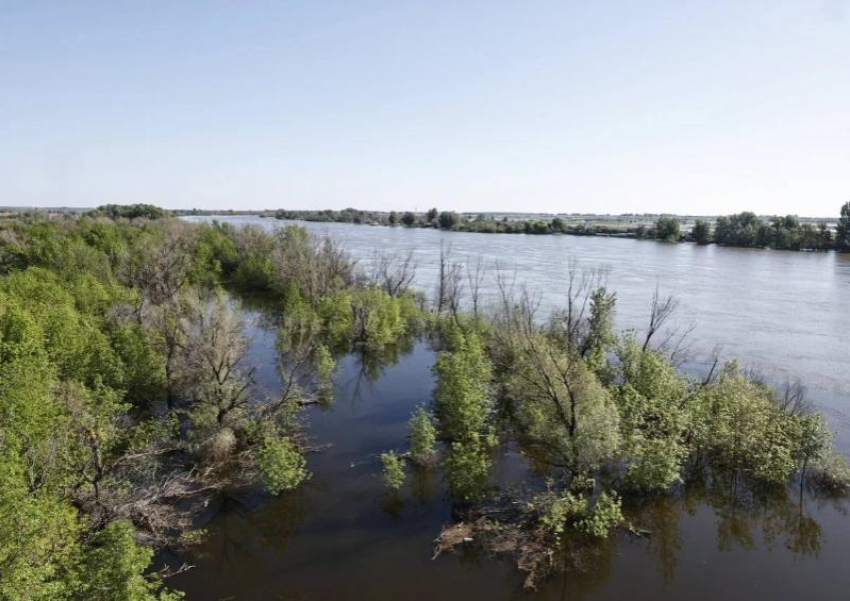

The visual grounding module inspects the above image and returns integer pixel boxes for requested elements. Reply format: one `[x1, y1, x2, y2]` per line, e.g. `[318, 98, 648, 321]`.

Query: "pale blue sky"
[1, 1, 848, 216]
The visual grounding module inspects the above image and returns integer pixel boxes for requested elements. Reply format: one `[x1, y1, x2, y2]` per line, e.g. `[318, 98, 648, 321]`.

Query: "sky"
[1, 1, 848, 216]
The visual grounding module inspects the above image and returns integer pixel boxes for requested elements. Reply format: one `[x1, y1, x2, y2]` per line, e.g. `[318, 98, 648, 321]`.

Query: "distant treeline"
[275, 203, 850, 252]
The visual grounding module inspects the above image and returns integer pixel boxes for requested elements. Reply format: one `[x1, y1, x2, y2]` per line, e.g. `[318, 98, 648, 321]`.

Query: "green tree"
[409, 406, 437, 464]
[401, 212, 417, 227]
[77, 520, 181, 600]
[615, 339, 691, 490]
[433, 329, 493, 443]
[257, 437, 310, 494]
[692, 220, 711, 245]
[380, 451, 406, 489]
[654, 217, 681, 242]
[438, 211, 460, 230]
[445, 438, 490, 502]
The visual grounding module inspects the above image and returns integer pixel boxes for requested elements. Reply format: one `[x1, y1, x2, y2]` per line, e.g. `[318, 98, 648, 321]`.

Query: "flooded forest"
[2, 209, 850, 600]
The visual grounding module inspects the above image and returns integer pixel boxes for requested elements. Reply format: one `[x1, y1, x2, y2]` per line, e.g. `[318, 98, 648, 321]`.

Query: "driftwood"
[432, 498, 644, 590]
[432, 502, 556, 590]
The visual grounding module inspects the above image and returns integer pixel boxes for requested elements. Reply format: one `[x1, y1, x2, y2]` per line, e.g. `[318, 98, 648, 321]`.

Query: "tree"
[257, 437, 309, 494]
[400, 212, 417, 227]
[90, 204, 168, 220]
[435, 243, 464, 316]
[433, 328, 493, 443]
[426, 208, 439, 223]
[409, 406, 437, 464]
[550, 217, 566, 233]
[182, 293, 256, 441]
[615, 339, 691, 489]
[370, 250, 416, 298]
[380, 452, 406, 489]
[837, 201, 850, 251]
[692, 220, 711, 245]
[654, 217, 681, 242]
[713, 212, 762, 247]
[438, 211, 460, 230]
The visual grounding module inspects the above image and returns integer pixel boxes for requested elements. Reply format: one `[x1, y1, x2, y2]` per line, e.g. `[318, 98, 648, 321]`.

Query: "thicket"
[0, 213, 423, 598]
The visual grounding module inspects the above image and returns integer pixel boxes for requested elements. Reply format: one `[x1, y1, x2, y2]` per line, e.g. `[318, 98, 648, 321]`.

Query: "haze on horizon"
[1, 1, 848, 218]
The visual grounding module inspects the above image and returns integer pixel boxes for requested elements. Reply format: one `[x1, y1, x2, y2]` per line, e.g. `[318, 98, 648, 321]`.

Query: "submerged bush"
[539, 489, 623, 540]
[445, 439, 491, 502]
[409, 406, 437, 465]
[381, 451, 406, 490]
[433, 329, 493, 444]
[257, 438, 310, 494]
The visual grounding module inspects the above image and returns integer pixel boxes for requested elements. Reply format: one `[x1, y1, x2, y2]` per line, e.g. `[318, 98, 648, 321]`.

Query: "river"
[172, 216, 850, 600]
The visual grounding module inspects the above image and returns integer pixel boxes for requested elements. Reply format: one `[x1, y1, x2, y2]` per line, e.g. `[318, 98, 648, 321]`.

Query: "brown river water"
[172, 217, 850, 600]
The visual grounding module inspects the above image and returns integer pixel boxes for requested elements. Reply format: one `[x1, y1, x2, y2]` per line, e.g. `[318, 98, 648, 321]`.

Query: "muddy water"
[172, 217, 850, 600]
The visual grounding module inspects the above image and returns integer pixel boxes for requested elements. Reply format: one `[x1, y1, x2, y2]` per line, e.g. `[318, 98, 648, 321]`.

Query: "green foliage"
[189, 224, 239, 288]
[445, 439, 490, 502]
[408, 406, 437, 463]
[90, 204, 168, 221]
[316, 290, 355, 348]
[576, 491, 623, 538]
[505, 333, 620, 471]
[257, 438, 310, 494]
[77, 520, 182, 600]
[350, 288, 418, 350]
[380, 451, 406, 490]
[583, 287, 617, 373]
[713, 211, 835, 251]
[692, 220, 711, 244]
[810, 448, 850, 493]
[539, 489, 622, 539]
[0, 285, 174, 598]
[692, 366, 799, 485]
[433, 329, 493, 443]
[231, 227, 277, 291]
[654, 217, 681, 242]
[315, 344, 336, 382]
[438, 211, 461, 230]
[615, 340, 691, 490]
[539, 491, 588, 536]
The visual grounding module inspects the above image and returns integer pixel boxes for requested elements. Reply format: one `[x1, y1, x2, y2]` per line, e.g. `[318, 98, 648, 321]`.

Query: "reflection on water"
[171, 317, 850, 600]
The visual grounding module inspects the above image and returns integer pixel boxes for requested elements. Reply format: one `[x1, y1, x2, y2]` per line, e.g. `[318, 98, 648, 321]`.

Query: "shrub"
[257, 438, 309, 494]
[380, 451, 406, 490]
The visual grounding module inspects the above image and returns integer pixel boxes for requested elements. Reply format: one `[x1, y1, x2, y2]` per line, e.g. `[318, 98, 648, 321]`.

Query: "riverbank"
[262, 206, 849, 253]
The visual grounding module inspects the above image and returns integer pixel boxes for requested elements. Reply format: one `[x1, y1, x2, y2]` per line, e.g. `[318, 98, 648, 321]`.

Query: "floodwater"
[172, 217, 850, 600]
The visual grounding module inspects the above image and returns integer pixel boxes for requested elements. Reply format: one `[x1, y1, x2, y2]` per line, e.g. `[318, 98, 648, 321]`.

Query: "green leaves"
[538, 489, 623, 540]
[380, 451, 406, 490]
[257, 437, 310, 495]
[433, 329, 492, 444]
[408, 406, 437, 465]
[615, 341, 690, 490]
[76, 520, 182, 601]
